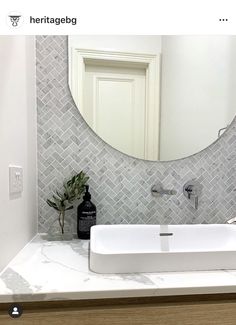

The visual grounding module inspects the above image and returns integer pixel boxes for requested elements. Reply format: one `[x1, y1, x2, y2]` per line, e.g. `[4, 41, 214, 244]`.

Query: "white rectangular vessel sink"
[90, 224, 236, 273]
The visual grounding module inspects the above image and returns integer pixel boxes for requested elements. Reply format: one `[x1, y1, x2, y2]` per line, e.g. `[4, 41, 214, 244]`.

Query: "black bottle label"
[78, 211, 96, 232]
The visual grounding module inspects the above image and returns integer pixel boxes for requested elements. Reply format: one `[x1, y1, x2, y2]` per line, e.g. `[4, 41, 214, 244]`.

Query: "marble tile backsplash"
[36, 35, 236, 233]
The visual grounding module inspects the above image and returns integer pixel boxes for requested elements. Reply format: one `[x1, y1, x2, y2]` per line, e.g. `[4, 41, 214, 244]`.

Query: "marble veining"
[1, 268, 33, 294]
[0, 234, 236, 303]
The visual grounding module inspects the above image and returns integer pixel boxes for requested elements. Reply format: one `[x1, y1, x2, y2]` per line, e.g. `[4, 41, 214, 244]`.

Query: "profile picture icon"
[12, 307, 19, 314]
[8, 304, 23, 318]
[7, 12, 23, 28]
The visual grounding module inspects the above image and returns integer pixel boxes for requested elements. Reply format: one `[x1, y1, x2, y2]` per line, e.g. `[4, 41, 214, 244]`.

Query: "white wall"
[160, 36, 236, 161]
[0, 36, 37, 272]
[69, 35, 162, 54]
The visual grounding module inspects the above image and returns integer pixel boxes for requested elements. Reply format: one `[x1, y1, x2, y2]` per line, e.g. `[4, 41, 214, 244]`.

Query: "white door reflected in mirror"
[85, 64, 146, 159]
[68, 35, 236, 161]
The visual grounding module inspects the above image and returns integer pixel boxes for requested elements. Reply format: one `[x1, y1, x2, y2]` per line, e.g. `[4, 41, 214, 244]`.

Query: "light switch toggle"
[9, 165, 23, 194]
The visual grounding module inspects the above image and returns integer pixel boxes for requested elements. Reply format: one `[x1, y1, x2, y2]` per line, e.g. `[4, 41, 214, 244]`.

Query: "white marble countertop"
[1, 234, 236, 303]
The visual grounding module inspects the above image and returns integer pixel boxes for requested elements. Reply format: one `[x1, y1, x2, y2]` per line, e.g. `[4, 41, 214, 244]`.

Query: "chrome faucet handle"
[226, 217, 236, 224]
[185, 185, 194, 199]
[183, 180, 202, 210]
[151, 183, 177, 197]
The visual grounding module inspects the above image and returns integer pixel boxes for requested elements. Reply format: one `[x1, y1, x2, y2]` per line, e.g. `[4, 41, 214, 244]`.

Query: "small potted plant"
[46, 171, 89, 240]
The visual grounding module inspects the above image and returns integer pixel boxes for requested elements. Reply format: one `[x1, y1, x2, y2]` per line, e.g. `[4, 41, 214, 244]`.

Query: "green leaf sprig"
[46, 171, 89, 233]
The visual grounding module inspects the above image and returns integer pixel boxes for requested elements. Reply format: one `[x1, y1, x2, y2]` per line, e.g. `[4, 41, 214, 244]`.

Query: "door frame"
[69, 48, 161, 160]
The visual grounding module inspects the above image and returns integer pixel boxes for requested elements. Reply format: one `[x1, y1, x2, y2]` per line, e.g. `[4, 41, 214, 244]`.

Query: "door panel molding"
[70, 48, 161, 160]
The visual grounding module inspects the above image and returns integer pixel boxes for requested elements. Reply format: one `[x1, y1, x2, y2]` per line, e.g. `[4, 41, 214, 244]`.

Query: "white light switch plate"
[9, 165, 23, 194]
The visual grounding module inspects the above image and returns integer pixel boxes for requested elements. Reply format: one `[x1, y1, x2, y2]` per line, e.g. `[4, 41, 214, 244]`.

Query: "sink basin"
[90, 224, 236, 273]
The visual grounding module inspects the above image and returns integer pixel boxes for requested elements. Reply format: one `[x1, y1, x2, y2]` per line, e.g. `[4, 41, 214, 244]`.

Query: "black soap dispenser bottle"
[77, 185, 96, 239]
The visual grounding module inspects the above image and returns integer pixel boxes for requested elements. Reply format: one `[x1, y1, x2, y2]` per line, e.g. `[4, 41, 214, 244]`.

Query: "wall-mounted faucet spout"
[226, 216, 236, 224]
[151, 183, 177, 197]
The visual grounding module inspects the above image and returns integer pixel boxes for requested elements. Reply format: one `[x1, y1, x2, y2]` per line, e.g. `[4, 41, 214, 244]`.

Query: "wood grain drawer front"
[1, 300, 236, 325]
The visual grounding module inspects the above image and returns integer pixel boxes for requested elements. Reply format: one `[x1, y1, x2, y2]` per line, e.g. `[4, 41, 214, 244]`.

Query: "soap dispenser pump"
[77, 185, 96, 239]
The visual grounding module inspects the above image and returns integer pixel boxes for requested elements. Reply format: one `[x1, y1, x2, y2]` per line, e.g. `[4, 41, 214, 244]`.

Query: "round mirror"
[68, 35, 236, 161]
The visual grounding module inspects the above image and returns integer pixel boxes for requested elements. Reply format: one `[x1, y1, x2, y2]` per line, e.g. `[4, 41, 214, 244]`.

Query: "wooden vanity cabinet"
[0, 293, 236, 325]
